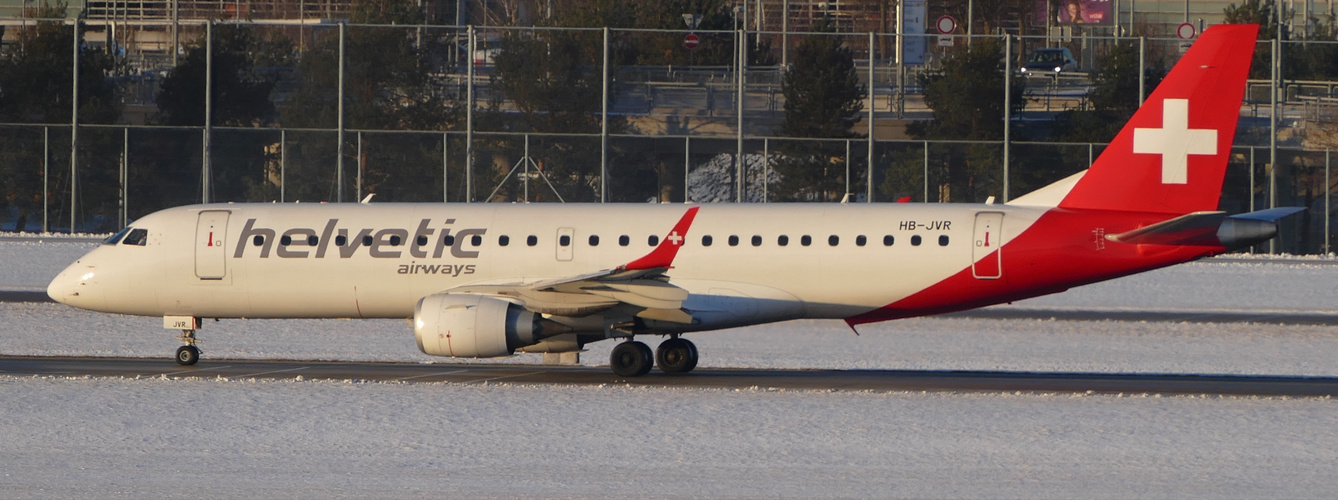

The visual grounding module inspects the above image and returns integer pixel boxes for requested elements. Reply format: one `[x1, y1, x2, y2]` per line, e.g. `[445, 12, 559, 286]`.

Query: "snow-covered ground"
[4, 236, 1338, 498]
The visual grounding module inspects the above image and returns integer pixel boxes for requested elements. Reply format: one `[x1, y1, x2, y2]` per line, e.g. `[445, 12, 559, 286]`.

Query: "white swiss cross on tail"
[1132, 99, 1217, 184]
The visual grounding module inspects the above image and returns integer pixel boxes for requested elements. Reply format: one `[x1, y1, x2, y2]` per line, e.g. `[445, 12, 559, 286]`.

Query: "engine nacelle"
[414, 293, 542, 358]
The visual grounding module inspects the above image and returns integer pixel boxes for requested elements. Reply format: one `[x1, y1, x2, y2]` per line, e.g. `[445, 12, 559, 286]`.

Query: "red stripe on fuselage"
[844, 208, 1225, 326]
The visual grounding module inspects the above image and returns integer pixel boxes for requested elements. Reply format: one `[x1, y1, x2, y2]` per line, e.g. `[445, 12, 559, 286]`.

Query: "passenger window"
[122, 228, 148, 246]
[619, 235, 629, 246]
[559, 235, 571, 247]
[801, 235, 812, 247]
[335, 235, 347, 246]
[911, 235, 922, 246]
[390, 235, 403, 246]
[778, 235, 789, 246]
[751, 235, 762, 246]
[307, 235, 319, 246]
[938, 235, 950, 246]
[499, 235, 509, 246]
[470, 235, 482, 246]
[883, 235, 894, 246]
[702, 235, 713, 246]
[280, 235, 292, 246]
[443, 235, 456, 246]
[856, 235, 867, 247]
[648, 235, 660, 246]
[527, 235, 537, 246]
[416, 235, 429, 246]
[253, 235, 266, 247]
[728, 235, 739, 247]
[589, 235, 600, 246]
[828, 235, 839, 246]
[362, 235, 374, 246]
[104, 227, 130, 245]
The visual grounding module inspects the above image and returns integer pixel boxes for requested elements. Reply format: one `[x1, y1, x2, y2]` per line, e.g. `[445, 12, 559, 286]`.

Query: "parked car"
[1020, 48, 1078, 74]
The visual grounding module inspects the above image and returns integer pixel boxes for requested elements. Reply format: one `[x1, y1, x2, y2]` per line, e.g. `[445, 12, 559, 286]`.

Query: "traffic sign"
[1177, 22, 1196, 39]
[936, 15, 957, 35]
[683, 33, 700, 50]
[682, 14, 702, 30]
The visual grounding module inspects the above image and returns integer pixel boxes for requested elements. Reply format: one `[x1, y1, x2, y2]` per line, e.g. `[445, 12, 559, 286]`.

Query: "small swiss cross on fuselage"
[667, 231, 684, 245]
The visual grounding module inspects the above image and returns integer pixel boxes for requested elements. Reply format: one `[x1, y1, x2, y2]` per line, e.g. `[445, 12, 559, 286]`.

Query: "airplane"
[48, 24, 1293, 377]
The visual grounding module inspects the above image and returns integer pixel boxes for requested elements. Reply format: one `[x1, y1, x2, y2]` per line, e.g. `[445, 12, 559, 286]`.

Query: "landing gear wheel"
[175, 345, 200, 366]
[610, 341, 653, 377]
[656, 337, 699, 374]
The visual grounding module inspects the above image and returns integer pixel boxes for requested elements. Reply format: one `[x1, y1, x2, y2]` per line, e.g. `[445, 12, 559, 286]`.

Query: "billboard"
[902, 0, 927, 65]
[1037, 0, 1113, 25]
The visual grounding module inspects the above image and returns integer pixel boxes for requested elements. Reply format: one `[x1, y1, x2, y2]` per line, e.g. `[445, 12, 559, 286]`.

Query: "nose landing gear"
[175, 328, 200, 366]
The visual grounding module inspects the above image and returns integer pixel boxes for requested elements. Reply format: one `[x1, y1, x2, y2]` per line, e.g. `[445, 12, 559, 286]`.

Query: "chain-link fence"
[1, 19, 1335, 252]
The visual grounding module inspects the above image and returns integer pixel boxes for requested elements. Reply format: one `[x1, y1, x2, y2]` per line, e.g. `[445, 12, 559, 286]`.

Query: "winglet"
[620, 207, 700, 271]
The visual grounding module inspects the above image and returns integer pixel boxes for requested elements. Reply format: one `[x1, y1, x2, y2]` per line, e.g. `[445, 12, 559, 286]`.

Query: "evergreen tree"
[772, 20, 865, 201]
[1054, 41, 1166, 144]
[279, 0, 460, 203]
[891, 39, 1024, 203]
[0, 1, 123, 231]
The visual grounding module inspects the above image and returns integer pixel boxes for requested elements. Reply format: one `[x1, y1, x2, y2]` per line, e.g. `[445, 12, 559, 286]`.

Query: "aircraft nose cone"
[47, 263, 97, 308]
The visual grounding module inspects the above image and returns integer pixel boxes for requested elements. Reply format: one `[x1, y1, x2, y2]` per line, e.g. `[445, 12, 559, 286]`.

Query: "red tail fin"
[1056, 24, 1258, 215]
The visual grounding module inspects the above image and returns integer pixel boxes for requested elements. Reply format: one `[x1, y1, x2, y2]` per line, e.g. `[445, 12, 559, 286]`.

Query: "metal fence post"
[466, 25, 475, 203]
[923, 140, 929, 202]
[337, 21, 346, 202]
[121, 127, 128, 227]
[69, 19, 78, 233]
[601, 27, 609, 203]
[449, 133, 454, 204]
[1249, 146, 1256, 213]
[1316, 148, 1327, 254]
[867, 31, 875, 203]
[845, 139, 851, 198]
[280, 129, 287, 203]
[356, 131, 363, 201]
[1003, 35, 1012, 202]
[684, 136, 690, 203]
[203, 21, 213, 204]
[43, 126, 49, 233]
[1138, 36, 1145, 107]
[736, 28, 745, 203]
[1269, 38, 1279, 254]
[763, 138, 769, 203]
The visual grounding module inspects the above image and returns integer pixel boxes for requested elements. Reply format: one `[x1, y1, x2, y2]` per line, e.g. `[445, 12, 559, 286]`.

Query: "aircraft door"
[195, 210, 230, 280]
[972, 212, 1003, 279]
[556, 227, 574, 261]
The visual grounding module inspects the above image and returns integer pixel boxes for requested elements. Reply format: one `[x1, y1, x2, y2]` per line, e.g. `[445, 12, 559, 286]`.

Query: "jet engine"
[414, 293, 565, 357]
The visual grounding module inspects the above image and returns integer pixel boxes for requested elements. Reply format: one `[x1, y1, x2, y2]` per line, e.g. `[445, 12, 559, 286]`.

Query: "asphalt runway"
[4, 355, 1336, 397]
[6, 290, 1338, 326]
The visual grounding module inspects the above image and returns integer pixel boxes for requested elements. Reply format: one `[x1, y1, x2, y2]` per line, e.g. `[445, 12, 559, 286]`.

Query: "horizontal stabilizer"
[1225, 206, 1305, 222]
[1107, 207, 1304, 249]
[1106, 211, 1226, 246]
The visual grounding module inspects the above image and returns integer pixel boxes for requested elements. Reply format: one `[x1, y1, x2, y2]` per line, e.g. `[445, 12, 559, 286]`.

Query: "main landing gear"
[175, 329, 201, 366]
[609, 336, 699, 377]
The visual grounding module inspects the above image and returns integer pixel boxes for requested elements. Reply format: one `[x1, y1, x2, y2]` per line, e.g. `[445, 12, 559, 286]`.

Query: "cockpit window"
[121, 228, 148, 246]
[103, 227, 131, 245]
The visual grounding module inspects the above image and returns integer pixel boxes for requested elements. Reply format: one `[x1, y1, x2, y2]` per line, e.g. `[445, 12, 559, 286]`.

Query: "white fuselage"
[48, 202, 1045, 331]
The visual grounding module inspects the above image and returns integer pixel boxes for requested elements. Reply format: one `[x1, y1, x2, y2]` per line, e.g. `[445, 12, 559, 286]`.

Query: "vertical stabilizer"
[1055, 24, 1258, 215]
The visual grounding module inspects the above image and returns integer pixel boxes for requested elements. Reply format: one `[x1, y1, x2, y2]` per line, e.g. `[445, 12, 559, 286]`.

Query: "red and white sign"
[683, 33, 700, 50]
[1177, 22, 1197, 39]
[935, 15, 957, 34]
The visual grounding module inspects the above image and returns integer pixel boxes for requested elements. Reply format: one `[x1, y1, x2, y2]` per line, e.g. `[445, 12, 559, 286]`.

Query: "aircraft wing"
[445, 207, 700, 323]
